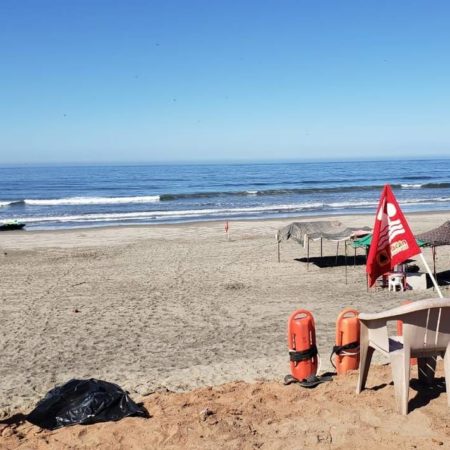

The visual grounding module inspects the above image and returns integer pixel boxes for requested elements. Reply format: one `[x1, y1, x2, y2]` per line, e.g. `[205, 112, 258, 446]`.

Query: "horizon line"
[0, 155, 449, 167]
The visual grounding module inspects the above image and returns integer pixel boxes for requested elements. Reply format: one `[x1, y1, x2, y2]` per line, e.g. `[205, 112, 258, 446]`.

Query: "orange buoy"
[334, 308, 360, 375]
[396, 300, 417, 366]
[287, 309, 318, 381]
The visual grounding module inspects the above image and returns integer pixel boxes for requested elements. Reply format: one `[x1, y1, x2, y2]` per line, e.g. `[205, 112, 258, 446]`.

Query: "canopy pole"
[354, 246, 356, 267]
[320, 238, 323, 258]
[345, 240, 348, 284]
[365, 247, 369, 292]
[277, 239, 280, 263]
[433, 246, 436, 282]
[336, 242, 339, 266]
[307, 237, 310, 270]
[420, 252, 443, 298]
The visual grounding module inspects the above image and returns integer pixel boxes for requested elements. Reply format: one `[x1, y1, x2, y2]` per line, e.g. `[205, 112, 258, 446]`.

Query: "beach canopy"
[417, 221, 450, 247]
[351, 234, 426, 249]
[416, 221, 450, 285]
[276, 221, 371, 284]
[277, 220, 370, 245]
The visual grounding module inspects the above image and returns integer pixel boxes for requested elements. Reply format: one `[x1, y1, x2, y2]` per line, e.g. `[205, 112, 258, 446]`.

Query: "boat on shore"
[0, 220, 26, 231]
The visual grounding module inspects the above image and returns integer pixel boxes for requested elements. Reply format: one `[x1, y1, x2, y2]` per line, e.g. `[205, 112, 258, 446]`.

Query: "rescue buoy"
[333, 308, 360, 375]
[396, 300, 417, 366]
[287, 309, 318, 381]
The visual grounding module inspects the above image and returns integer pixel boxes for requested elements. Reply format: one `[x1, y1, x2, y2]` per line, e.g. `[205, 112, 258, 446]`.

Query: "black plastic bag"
[27, 378, 149, 430]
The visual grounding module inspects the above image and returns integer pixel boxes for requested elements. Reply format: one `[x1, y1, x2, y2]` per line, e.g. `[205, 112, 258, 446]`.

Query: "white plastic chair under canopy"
[388, 273, 404, 292]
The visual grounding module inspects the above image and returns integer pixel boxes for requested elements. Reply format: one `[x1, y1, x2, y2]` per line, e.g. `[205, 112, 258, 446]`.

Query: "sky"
[1, 0, 450, 164]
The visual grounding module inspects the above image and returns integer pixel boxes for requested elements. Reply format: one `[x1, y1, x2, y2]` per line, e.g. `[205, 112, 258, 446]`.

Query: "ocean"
[0, 159, 449, 230]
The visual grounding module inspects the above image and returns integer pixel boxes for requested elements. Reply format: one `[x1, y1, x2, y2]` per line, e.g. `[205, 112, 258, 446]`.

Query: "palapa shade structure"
[417, 221, 450, 282]
[417, 220, 450, 247]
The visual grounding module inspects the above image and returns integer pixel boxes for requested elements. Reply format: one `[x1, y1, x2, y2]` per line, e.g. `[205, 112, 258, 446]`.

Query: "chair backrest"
[359, 298, 450, 354]
[389, 274, 403, 283]
[403, 306, 450, 352]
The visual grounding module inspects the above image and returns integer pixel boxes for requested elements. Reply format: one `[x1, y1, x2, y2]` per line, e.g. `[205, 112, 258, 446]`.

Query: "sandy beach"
[0, 212, 449, 448]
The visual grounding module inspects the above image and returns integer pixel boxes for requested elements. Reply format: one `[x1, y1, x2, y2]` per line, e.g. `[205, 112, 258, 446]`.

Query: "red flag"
[366, 185, 421, 286]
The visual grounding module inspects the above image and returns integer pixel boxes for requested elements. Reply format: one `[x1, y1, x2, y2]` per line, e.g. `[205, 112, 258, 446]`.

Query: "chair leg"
[390, 350, 411, 415]
[418, 357, 437, 386]
[444, 344, 450, 408]
[356, 343, 374, 393]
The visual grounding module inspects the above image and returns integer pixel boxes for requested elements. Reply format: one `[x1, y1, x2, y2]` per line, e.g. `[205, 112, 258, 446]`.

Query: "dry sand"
[0, 212, 449, 448]
[1, 364, 450, 450]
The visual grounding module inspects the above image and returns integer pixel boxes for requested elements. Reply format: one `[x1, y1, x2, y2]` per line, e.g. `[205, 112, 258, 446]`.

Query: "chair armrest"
[360, 318, 390, 354]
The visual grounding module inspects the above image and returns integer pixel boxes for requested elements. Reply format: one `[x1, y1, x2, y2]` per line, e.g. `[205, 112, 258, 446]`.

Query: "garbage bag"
[27, 378, 149, 430]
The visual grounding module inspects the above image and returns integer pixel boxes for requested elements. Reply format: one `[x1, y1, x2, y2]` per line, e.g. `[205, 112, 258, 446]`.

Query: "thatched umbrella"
[417, 221, 450, 281]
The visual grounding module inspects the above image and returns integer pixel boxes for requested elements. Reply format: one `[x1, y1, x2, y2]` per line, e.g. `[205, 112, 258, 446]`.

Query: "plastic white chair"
[356, 298, 450, 415]
[388, 273, 404, 292]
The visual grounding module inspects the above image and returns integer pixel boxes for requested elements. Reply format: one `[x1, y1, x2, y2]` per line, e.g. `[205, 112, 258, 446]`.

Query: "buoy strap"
[289, 345, 318, 362]
[332, 342, 360, 355]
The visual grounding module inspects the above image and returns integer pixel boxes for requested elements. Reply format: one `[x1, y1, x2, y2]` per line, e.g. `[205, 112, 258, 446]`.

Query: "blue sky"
[1, 1, 450, 163]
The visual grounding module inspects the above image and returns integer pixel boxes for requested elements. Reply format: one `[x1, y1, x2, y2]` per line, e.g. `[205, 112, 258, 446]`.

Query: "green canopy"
[351, 234, 426, 249]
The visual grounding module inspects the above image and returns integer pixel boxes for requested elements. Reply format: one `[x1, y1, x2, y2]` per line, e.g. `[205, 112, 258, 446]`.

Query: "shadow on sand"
[295, 255, 367, 268]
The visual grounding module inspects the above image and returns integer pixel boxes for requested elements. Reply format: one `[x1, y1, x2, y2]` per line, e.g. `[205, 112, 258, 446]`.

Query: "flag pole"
[419, 252, 443, 298]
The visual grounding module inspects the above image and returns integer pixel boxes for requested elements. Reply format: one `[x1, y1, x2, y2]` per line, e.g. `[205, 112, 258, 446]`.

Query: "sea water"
[0, 159, 449, 230]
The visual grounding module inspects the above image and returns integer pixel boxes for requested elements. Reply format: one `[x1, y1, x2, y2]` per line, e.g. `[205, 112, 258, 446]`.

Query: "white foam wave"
[401, 184, 422, 189]
[329, 198, 450, 208]
[0, 201, 12, 207]
[15, 203, 325, 223]
[401, 197, 450, 204]
[11, 197, 450, 225]
[24, 196, 160, 206]
[326, 200, 378, 208]
[246, 190, 258, 195]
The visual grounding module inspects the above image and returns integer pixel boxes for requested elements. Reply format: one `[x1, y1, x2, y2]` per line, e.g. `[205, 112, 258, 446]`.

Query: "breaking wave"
[13, 197, 450, 226]
[3, 196, 161, 206]
[3, 183, 450, 208]
[158, 182, 450, 201]
[16, 203, 325, 223]
[401, 184, 422, 189]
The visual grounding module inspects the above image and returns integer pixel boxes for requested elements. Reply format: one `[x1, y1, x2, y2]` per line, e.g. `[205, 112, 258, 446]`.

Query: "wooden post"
[277, 235, 280, 263]
[365, 247, 369, 292]
[307, 237, 310, 270]
[345, 240, 348, 284]
[433, 246, 437, 283]
[335, 242, 339, 266]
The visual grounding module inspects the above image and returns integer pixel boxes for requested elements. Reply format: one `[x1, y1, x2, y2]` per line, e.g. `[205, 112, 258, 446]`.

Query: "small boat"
[0, 220, 26, 231]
